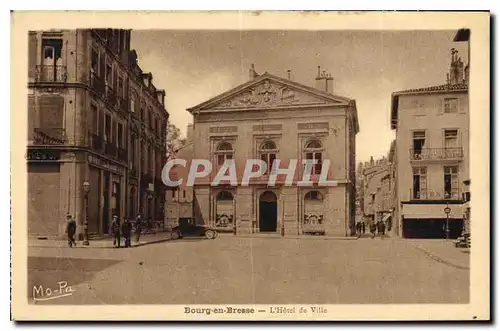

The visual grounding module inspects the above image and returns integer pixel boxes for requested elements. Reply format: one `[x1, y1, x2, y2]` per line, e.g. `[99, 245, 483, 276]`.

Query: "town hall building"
[172, 65, 359, 237]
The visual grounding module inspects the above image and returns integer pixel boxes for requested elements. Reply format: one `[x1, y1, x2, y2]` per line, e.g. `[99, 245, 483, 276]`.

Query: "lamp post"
[444, 203, 451, 240]
[82, 180, 91, 246]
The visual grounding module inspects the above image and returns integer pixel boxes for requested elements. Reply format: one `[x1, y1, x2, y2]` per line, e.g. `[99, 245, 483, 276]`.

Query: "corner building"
[187, 66, 359, 236]
[27, 29, 168, 239]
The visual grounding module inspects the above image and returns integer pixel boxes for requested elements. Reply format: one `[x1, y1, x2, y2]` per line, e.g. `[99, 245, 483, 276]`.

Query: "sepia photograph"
[10, 11, 490, 321]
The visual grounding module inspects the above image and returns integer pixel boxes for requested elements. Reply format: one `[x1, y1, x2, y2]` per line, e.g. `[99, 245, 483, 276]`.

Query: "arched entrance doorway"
[259, 191, 278, 232]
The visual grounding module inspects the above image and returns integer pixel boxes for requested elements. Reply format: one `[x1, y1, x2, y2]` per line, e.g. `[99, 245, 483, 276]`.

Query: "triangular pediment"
[188, 73, 352, 112]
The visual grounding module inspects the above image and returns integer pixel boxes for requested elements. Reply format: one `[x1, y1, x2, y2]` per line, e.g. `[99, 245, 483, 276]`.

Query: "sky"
[130, 30, 468, 163]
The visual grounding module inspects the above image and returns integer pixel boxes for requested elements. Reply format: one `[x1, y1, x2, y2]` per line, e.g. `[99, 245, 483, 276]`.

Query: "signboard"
[88, 155, 123, 175]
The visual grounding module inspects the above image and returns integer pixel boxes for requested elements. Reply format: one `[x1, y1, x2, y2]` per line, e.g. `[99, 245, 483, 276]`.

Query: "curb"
[409, 243, 470, 270]
[28, 237, 172, 249]
[230, 235, 359, 241]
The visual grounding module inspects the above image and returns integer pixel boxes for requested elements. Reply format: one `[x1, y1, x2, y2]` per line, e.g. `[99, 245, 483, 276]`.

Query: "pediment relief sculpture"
[213, 80, 328, 109]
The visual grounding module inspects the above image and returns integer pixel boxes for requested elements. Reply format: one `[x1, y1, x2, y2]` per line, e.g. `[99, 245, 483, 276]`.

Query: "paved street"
[28, 236, 469, 305]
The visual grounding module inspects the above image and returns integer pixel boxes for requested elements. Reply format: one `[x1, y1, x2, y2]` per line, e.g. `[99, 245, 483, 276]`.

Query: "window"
[106, 62, 112, 85]
[118, 76, 124, 97]
[444, 166, 459, 199]
[131, 136, 136, 168]
[444, 129, 459, 148]
[90, 104, 98, 134]
[444, 98, 458, 113]
[412, 167, 427, 199]
[412, 131, 426, 158]
[104, 114, 111, 142]
[305, 191, 323, 201]
[140, 108, 145, 121]
[304, 139, 323, 175]
[183, 190, 186, 199]
[117, 123, 123, 148]
[259, 140, 277, 175]
[216, 142, 233, 166]
[131, 98, 136, 113]
[91, 49, 99, 73]
[217, 191, 234, 201]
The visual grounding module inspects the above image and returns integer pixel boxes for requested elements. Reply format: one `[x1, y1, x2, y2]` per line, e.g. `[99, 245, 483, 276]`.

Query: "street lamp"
[82, 180, 91, 246]
[444, 202, 451, 240]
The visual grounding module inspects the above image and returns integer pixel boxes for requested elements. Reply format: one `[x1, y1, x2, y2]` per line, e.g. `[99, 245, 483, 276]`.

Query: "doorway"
[259, 191, 278, 232]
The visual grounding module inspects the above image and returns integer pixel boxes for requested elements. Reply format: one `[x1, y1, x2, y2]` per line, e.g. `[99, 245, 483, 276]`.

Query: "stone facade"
[27, 29, 168, 239]
[390, 49, 469, 239]
[179, 66, 359, 237]
[362, 158, 394, 226]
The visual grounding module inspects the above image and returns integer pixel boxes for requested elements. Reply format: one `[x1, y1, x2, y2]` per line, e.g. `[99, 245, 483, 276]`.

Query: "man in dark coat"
[362, 221, 366, 234]
[369, 222, 377, 239]
[378, 221, 386, 239]
[121, 218, 132, 248]
[135, 213, 143, 243]
[66, 214, 77, 247]
[111, 215, 121, 248]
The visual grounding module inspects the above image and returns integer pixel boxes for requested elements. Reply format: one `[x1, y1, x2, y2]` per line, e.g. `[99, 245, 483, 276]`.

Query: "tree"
[166, 123, 186, 158]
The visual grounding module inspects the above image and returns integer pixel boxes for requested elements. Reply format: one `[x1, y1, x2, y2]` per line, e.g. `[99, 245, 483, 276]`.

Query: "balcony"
[104, 142, 117, 158]
[106, 86, 117, 106]
[32, 128, 66, 145]
[409, 148, 464, 162]
[90, 71, 106, 96]
[409, 189, 461, 201]
[91, 134, 104, 152]
[34, 65, 67, 83]
[117, 96, 129, 115]
[117, 147, 128, 163]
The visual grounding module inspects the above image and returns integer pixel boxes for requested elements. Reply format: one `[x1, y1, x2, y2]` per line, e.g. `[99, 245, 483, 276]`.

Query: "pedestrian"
[369, 222, 376, 239]
[111, 215, 121, 248]
[65, 214, 77, 247]
[362, 221, 366, 234]
[378, 221, 386, 239]
[121, 218, 132, 248]
[135, 213, 143, 243]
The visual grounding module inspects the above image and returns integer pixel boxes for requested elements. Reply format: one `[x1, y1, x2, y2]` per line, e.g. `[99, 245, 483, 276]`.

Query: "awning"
[382, 214, 392, 222]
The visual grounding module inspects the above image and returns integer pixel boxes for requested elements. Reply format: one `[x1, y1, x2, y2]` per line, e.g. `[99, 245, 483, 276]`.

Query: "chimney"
[186, 123, 194, 143]
[287, 69, 292, 80]
[249, 64, 259, 80]
[315, 66, 334, 94]
[449, 49, 465, 85]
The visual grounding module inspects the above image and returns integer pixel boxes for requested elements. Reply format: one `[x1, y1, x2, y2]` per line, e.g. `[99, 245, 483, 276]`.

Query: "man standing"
[378, 221, 386, 240]
[111, 215, 121, 248]
[135, 213, 143, 243]
[66, 214, 77, 247]
[362, 221, 366, 234]
[369, 222, 377, 239]
[121, 218, 132, 248]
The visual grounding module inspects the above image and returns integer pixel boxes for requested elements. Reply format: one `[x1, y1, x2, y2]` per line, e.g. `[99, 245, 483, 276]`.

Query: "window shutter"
[458, 98, 467, 114]
[28, 32, 38, 78]
[439, 98, 445, 115]
[99, 54, 105, 79]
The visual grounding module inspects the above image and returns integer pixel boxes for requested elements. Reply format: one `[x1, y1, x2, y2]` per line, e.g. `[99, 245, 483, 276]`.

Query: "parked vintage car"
[170, 218, 218, 240]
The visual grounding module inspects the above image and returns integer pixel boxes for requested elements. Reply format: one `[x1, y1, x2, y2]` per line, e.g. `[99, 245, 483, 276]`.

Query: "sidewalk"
[28, 232, 172, 249]
[407, 239, 470, 270]
[229, 233, 359, 240]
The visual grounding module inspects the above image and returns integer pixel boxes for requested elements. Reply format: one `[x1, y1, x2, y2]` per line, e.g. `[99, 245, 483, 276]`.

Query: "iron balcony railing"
[106, 86, 117, 106]
[35, 65, 68, 83]
[90, 71, 106, 96]
[32, 128, 66, 145]
[91, 134, 104, 152]
[410, 147, 464, 161]
[104, 142, 117, 158]
[117, 96, 129, 115]
[409, 189, 461, 201]
[117, 147, 128, 163]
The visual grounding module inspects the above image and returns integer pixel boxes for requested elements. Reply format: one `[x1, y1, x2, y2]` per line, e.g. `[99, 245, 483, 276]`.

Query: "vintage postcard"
[11, 11, 490, 321]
